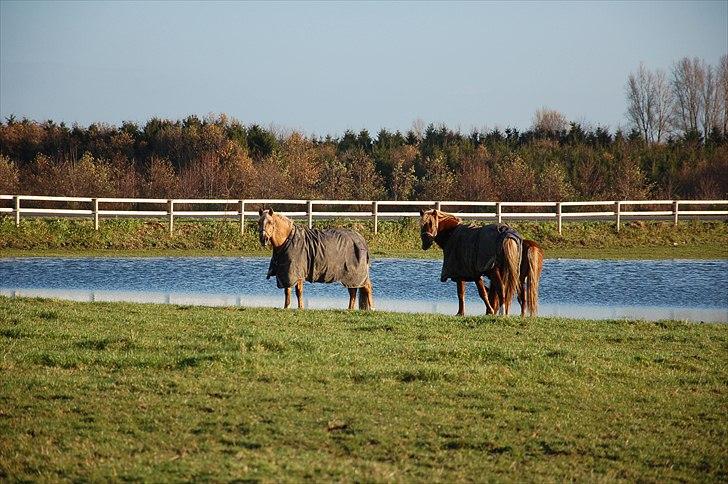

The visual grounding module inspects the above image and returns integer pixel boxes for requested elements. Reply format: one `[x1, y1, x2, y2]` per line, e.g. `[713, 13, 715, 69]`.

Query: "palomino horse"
[419, 209, 522, 317]
[486, 239, 544, 316]
[258, 208, 374, 310]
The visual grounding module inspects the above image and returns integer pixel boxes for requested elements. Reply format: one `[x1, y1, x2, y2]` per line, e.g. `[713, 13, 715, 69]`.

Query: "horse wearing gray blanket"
[420, 209, 523, 316]
[258, 208, 374, 310]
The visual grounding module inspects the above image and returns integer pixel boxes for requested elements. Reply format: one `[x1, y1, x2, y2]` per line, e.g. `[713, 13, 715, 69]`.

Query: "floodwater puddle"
[1, 257, 726, 322]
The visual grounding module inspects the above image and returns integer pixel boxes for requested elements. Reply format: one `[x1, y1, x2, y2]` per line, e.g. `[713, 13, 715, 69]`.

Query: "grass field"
[1, 297, 726, 481]
[1, 217, 727, 259]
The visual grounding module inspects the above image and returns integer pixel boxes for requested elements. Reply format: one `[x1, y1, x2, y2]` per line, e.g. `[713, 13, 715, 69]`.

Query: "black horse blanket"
[267, 226, 370, 289]
[440, 223, 522, 282]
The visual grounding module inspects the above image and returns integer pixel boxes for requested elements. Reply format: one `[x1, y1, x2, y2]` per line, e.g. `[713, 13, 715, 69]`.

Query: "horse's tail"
[525, 242, 544, 316]
[358, 277, 374, 310]
[501, 237, 521, 313]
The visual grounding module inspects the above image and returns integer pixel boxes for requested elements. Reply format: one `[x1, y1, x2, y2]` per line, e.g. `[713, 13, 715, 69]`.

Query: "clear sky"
[1, 1, 726, 136]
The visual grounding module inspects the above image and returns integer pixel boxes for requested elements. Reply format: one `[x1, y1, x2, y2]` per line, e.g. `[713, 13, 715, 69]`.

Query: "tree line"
[625, 55, 727, 144]
[0, 55, 726, 202]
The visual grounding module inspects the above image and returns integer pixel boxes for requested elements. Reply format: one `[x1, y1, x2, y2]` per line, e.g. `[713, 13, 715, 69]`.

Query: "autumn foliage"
[0, 114, 726, 201]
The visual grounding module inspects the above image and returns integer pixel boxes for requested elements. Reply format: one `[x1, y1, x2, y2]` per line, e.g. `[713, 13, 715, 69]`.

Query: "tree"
[278, 132, 321, 199]
[671, 57, 706, 137]
[700, 63, 719, 141]
[611, 156, 652, 200]
[625, 64, 673, 144]
[339, 148, 384, 200]
[652, 68, 674, 143]
[494, 155, 538, 201]
[410, 118, 425, 141]
[0, 155, 20, 193]
[416, 154, 455, 200]
[317, 154, 353, 200]
[144, 157, 179, 198]
[387, 145, 417, 200]
[246, 124, 277, 162]
[456, 147, 498, 201]
[626, 64, 654, 143]
[532, 107, 568, 135]
[719, 54, 728, 135]
[538, 161, 575, 201]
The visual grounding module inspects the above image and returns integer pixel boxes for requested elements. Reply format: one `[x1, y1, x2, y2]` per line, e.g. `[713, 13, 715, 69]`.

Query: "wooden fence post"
[93, 198, 99, 230]
[239, 200, 245, 235]
[307, 200, 313, 228]
[496, 202, 502, 224]
[615, 201, 621, 232]
[673, 200, 679, 226]
[372, 201, 379, 235]
[556, 202, 562, 235]
[435, 201, 441, 211]
[167, 199, 174, 235]
[14, 195, 20, 227]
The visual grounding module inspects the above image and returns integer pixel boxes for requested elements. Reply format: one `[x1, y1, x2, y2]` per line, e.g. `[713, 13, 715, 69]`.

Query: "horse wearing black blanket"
[419, 209, 522, 316]
[258, 208, 374, 310]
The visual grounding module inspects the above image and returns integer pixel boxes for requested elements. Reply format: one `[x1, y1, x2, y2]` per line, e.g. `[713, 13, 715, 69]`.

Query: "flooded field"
[1, 257, 726, 322]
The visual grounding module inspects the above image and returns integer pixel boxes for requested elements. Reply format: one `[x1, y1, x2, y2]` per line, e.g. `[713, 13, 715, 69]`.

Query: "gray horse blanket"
[440, 223, 522, 282]
[267, 226, 370, 289]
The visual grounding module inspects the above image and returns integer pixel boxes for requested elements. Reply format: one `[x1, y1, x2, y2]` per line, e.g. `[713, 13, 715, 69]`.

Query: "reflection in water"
[1, 257, 726, 322]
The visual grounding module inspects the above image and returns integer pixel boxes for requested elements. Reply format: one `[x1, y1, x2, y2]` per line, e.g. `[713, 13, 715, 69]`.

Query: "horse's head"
[419, 209, 438, 250]
[419, 208, 461, 250]
[258, 208, 276, 248]
[258, 208, 295, 249]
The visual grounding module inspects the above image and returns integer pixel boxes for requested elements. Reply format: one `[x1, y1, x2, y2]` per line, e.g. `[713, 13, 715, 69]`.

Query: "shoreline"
[2, 294, 726, 324]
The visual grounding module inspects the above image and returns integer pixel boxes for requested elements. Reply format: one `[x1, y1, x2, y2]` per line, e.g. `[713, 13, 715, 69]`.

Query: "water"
[1, 257, 726, 322]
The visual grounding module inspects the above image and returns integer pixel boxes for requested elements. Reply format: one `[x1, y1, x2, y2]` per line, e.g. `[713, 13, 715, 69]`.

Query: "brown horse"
[487, 239, 544, 317]
[258, 208, 374, 310]
[419, 209, 521, 317]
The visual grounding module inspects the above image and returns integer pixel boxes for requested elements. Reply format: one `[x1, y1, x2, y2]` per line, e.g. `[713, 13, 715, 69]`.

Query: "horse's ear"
[267, 208, 274, 215]
[258, 208, 264, 216]
[419, 208, 425, 216]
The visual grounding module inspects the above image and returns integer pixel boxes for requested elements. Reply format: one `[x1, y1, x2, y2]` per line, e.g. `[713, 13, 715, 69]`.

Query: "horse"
[419, 209, 522, 317]
[257, 208, 374, 310]
[486, 239, 544, 317]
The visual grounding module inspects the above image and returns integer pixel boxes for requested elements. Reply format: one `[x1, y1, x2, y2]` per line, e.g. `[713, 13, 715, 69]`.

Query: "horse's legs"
[475, 277, 495, 314]
[284, 287, 291, 309]
[456, 280, 466, 316]
[358, 278, 374, 310]
[295, 279, 304, 309]
[347, 287, 357, 310]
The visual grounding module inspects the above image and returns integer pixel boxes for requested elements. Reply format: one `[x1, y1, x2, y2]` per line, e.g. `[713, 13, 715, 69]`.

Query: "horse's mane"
[270, 211, 294, 243]
[436, 211, 461, 232]
[271, 211, 293, 226]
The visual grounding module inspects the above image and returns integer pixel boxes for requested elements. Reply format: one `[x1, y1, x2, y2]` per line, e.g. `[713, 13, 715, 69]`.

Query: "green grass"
[1, 217, 727, 259]
[1, 297, 726, 481]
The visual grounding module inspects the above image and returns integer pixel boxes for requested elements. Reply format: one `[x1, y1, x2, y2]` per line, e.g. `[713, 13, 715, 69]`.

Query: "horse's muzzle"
[421, 232, 434, 250]
[260, 234, 270, 247]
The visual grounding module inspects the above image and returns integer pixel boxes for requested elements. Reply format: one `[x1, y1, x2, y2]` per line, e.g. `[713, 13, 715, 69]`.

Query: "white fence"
[1, 194, 727, 235]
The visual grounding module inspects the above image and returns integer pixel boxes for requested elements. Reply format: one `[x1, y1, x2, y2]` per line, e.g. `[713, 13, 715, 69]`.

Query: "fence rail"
[1, 194, 727, 235]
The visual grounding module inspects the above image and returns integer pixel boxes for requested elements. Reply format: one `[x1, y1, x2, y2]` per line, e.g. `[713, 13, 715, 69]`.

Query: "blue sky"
[1, 1, 726, 136]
